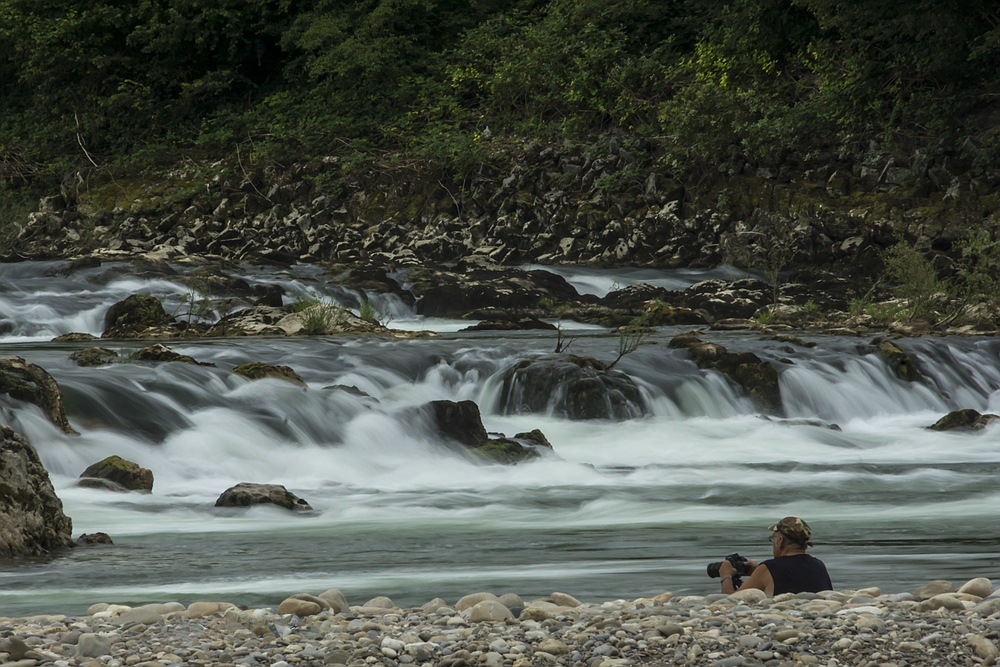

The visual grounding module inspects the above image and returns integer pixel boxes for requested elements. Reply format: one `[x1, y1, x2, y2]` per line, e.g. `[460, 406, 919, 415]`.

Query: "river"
[0, 260, 997, 616]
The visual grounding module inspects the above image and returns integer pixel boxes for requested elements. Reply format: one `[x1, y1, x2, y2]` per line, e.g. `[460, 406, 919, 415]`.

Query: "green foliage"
[358, 295, 393, 326]
[882, 240, 948, 320]
[607, 311, 651, 370]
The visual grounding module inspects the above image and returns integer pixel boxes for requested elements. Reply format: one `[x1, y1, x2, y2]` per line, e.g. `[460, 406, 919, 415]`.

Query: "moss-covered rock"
[0, 356, 78, 435]
[79, 455, 154, 492]
[928, 409, 1000, 432]
[215, 483, 313, 511]
[669, 334, 783, 414]
[102, 294, 175, 338]
[868, 337, 922, 382]
[232, 362, 306, 386]
[0, 425, 75, 557]
[69, 347, 120, 367]
[498, 355, 647, 420]
[133, 343, 214, 365]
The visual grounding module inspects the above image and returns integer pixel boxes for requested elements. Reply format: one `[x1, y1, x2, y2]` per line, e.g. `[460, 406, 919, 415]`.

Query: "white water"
[0, 261, 997, 616]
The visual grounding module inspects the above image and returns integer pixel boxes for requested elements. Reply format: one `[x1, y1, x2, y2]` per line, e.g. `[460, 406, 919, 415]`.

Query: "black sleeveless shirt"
[761, 554, 832, 595]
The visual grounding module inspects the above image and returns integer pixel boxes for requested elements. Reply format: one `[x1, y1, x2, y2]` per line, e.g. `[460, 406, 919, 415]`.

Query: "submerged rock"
[77, 532, 114, 546]
[79, 455, 154, 492]
[232, 362, 306, 386]
[928, 409, 1000, 431]
[669, 334, 782, 414]
[0, 356, 78, 435]
[498, 355, 647, 420]
[866, 337, 922, 382]
[0, 425, 74, 557]
[69, 346, 120, 367]
[133, 343, 214, 366]
[215, 483, 313, 511]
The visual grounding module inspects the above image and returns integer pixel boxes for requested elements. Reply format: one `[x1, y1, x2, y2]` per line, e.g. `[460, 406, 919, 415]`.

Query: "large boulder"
[409, 266, 580, 318]
[79, 455, 154, 492]
[928, 409, 1000, 432]
[0, 356, 78, 435]
[680, 279, 772, 320]
[215, 483, 313, 511]
[102, 294, 175, 338]
[0, 425, 74, 557]
[497, 355, 647, 420]
[669, 334, 782, 414]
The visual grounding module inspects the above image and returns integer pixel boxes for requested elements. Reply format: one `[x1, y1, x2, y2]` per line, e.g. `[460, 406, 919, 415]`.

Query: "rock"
[277, 597, 322, 616]
[77, 532, 114, 546]
[69, 347, 120, 367]
[681, 279, 771, 320]
[134, 343, 213, 365]
[549, 592, 582, 607]
[467, 600, 514, 622]
[214, 483, 313, 511]
[209, 306, 290, 336]
[362, 595, 396, 609]
[102, 294, 174, 337]
[0, 425, 74, 557]
[669, 335, 782, 414]
[968, 635, 1000, 661]
[867, 337, 922, 382]
[79, 455, 154, 492]
[77, 633, 118, 658]
[456, 592, 501, 611]
[497, 355, 647, 420]
[957, 577, 993, 597]
[410, 266, 580, 318]
[913, 579, 954, 600]
[232, 362, 306, 386]
[113, 607, 165, 626]
[184, 601, 235, 618]
[318, 588, 350, 613]
[928, 409, 1000, 431]
[729, 588, 767, 604]
[460, 315, 557, 332]
[0, 356, 78, 435]
[423, 400, 552, 463]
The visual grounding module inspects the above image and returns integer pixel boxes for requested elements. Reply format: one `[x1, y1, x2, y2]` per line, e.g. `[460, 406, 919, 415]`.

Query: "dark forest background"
[2, 0, 999, 196]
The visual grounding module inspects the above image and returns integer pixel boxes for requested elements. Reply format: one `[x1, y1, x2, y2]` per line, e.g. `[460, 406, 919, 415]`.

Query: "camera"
[707, 553, 749, 587]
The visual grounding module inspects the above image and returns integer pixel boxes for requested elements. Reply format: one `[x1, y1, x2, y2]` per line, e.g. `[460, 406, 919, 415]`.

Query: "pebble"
[0, 579, 997, 667]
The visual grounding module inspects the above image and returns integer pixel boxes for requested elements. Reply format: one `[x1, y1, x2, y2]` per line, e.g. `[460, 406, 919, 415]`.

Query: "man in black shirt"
[718, 516, 832, 596]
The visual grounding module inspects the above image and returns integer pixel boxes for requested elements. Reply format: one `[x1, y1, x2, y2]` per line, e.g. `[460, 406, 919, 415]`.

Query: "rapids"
[0, 260, 997, 616]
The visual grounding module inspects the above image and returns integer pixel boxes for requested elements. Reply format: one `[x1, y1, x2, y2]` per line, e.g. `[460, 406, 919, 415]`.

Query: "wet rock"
[460, 315, 557, 331]
[133, 343, 214, 365]
[681, 279, 771, 320]
[102, 294, 175, 338]
[927, 409, 1000, 431]
[69, 347, 120, 367]
[0, 425, 75, 557]
[410, 266, 580, 318]
[498, 355, 647, 420]
[232, 362, 306, 386]
[0, 356, 78, 435]
[79, 455, 154, 492]
[669, 335, 782, 414]
[215, 482, 313, 511]
[423, 400, 551, 463]
[52, 332, 99, 342]
[77, 532, 114, 546]
[866, 337, 922, 382]
[209, 306, 290, 336]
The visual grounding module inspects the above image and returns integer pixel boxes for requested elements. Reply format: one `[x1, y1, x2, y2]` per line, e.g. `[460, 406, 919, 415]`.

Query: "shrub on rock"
[0, 425, 74, 557]
[79, 455, 154, 492]
[215, 483, 313, 511]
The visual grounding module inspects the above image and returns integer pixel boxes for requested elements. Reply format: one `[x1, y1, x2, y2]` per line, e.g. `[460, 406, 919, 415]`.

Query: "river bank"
[2, 579, 998, 667]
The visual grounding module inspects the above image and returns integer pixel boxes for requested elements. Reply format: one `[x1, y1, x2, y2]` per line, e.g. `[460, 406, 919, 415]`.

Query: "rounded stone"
[468, 600, 514, 622]
[957, 577, 993, 598]
[278, 598, 322, 616]
[455, 592, 500, 611]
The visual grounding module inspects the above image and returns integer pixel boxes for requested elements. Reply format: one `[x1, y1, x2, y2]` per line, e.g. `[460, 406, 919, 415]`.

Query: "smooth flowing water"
[0, 260, 997, 617]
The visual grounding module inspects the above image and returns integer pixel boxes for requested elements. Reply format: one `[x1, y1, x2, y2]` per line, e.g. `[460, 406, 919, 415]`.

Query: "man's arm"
[719, 559, 773, 596]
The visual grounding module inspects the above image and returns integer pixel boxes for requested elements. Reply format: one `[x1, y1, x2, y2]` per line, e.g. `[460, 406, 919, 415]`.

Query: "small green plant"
[300, 302, 344, 335]
[179, 289, 215, 324]
[881, 240, 947, 321]
[358, 295, 393, 327]
[802, 300, 822, 317]
[755, 308, 775, 326]
[606, 312, 651, 370]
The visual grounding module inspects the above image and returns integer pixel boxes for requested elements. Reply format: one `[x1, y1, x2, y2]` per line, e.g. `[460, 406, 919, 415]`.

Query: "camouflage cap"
[769, 516, 813, 546]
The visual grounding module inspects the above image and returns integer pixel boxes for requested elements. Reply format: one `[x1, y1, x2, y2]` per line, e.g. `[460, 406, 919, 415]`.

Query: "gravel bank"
[2, 579, 998, 667]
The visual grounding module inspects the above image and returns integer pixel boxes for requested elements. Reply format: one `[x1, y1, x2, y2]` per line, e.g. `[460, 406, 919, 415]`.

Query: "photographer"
[716, 517, 832, 596]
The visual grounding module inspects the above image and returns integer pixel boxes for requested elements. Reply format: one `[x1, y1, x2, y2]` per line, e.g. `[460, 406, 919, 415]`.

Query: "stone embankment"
[1, 579, 998, 667]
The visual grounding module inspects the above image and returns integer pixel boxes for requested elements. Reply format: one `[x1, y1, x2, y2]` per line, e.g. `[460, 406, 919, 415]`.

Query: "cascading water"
[0, 261, 997, 616]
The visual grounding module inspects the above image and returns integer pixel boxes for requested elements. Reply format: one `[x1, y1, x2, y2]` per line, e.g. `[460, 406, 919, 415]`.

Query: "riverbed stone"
[79, 455, 153, 492]
[958, 577, 993, 597]
[913, 579, 954, 600]
[277, 597, 322, 616]
[467, 600, 514, 622]
[318, 588, 350, 613]
[0, 356, 78, 435]
[214, 482, 313, 511]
